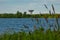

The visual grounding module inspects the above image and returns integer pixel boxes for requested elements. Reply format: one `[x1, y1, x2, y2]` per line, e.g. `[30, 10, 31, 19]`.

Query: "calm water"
[0, 18, 60, 34]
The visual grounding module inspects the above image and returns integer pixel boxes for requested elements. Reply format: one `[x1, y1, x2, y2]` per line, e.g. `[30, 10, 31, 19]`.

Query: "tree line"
[0, 11, 60, 18]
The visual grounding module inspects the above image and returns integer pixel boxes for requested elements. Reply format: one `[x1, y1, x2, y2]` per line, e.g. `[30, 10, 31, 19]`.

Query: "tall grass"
[0, 27, 60, 40]
[52, 4, 55, 14]
[44, 4, 60, 31]
[44, 4, 51, 15]
[51, 4, 60, 31]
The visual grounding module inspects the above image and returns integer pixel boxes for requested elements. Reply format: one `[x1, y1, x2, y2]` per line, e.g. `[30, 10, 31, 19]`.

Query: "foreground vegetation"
[0, 27, 60, 40]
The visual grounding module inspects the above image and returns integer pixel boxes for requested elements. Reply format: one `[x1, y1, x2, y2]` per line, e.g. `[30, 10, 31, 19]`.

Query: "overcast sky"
[0, 0, 60, 14]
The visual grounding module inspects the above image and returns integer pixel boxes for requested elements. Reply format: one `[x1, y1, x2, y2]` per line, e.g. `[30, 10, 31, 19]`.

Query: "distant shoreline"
[0, 13, 60, 18]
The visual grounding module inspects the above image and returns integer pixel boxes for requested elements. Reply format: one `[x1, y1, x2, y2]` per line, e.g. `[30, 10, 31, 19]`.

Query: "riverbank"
[0, 13, 60, 18]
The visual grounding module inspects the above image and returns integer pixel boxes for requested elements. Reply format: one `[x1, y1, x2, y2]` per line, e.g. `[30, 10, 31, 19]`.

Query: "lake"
[0, 18, 60, 34]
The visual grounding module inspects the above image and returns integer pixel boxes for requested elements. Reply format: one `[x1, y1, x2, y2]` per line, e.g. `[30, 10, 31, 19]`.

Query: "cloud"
[0, 0, 9, 2]
[49, 0, 59, 1]
[0, 0, 60, 13]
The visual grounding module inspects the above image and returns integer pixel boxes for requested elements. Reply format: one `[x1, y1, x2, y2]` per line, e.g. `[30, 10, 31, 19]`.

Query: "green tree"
[23, 12, 27, 17]
[16, 11, 22, 18]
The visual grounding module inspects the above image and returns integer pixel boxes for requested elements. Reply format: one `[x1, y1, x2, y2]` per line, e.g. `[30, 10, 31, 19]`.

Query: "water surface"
[0, 18, 60, 34]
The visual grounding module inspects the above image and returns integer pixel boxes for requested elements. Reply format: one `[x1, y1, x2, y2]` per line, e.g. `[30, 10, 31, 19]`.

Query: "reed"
[51, 4, 59, 31]
[44, 4, 51, 15]
[44, 4, 60, 31]
[0, 27, 60, 40]
[44, 4, 51, 29]
[52, 4, 55, 14]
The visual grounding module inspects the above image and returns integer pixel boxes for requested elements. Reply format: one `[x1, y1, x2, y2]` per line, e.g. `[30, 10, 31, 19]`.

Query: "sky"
[0, 0, 60, 14]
